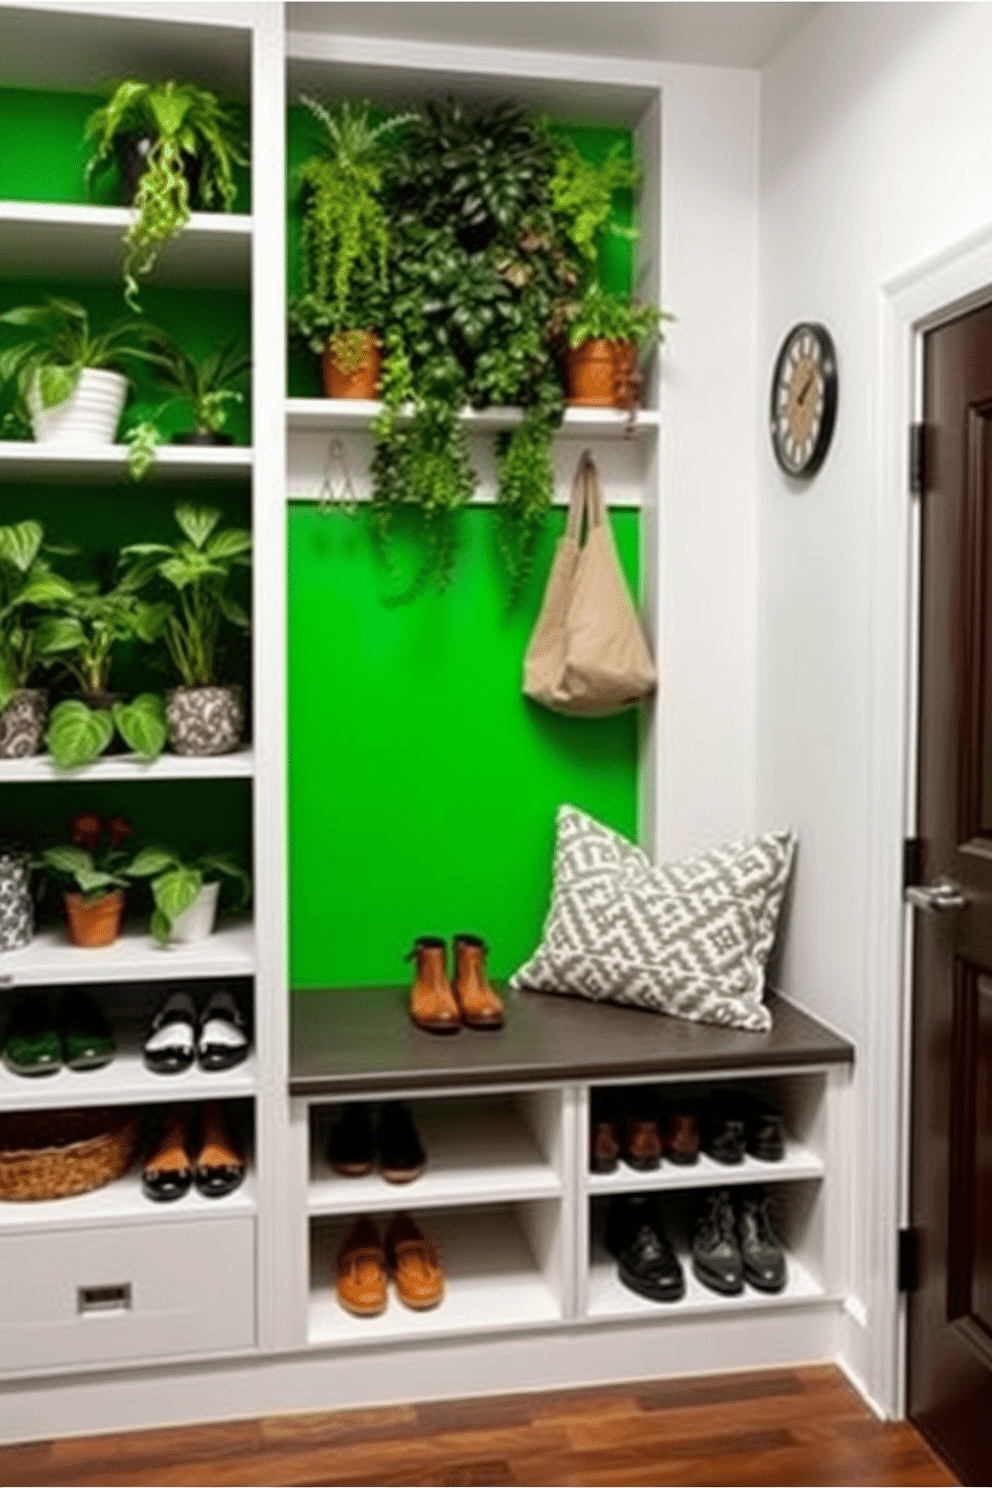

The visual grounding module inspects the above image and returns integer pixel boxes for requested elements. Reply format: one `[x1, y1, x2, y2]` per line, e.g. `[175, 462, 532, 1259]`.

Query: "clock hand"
[796, 374, 814, 406]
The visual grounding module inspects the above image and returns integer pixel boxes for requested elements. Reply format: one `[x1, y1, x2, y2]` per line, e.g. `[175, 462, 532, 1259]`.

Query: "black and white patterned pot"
[0, 851, 33, 951]
[165, 686, 245, 756]
[0, 689, 47, 758]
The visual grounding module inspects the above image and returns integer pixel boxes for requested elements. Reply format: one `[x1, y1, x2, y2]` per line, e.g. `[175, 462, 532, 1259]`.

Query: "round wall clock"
[769, 322, 838, 478]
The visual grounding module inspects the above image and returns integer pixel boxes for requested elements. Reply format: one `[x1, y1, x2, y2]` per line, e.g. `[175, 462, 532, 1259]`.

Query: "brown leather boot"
[406, 937, 460, 1035]
[451, 934, 504, 1030]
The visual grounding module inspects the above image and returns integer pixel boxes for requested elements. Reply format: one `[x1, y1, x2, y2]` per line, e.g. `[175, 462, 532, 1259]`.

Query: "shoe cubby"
[308, 1088, 566, 1216]
[308, 1197, 567, 1348]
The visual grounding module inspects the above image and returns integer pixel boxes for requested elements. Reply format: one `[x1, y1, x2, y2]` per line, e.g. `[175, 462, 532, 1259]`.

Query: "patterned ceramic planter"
[165, 686, 245, 757]
[0, 689, 47, 758]
[30, 368, 128, 445]
[170, 881, 221, 944]
[0, 851, 33, 951]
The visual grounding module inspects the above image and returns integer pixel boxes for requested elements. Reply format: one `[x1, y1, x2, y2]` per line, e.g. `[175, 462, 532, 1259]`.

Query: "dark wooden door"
[908, 301, 992, 1484]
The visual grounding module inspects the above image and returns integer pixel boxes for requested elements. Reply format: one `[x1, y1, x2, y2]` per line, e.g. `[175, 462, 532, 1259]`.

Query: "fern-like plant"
[550, 139, 640, 263]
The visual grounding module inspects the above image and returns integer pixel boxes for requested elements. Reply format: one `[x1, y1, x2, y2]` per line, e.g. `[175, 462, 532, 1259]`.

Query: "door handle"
[905, 878, 969, 912]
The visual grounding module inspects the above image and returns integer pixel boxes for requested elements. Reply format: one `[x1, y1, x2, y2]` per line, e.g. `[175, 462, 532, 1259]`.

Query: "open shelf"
[0, 920, 255, 989]
[0, 202, 252, 291]
[309, 1096, 563, 1216]
[0, 1164, 256, 1236]
[0, 440, 253, 485]
[0, 748, 255, 785]
[309, 1203, 563, 1348]
[585, 1240, 829, 1322]
[286, 396, 659, 439]
[585, 1140, 825, 1196]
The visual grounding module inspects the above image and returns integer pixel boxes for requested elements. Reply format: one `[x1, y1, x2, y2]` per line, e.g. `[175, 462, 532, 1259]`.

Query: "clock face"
[770, 322, 838, 477]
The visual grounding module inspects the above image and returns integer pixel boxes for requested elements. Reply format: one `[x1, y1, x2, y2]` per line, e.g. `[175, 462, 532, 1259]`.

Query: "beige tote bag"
[523, 450, 656, 717]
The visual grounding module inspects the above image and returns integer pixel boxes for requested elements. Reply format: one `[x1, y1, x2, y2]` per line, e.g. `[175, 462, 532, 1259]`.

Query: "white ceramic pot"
[30, 368, 128, 445]
[169, 880, 221, 944]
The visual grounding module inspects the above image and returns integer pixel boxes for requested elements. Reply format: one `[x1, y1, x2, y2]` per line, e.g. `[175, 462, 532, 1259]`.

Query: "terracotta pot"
[63, 890, 125, 949]
[321, 334, 382, 400]
[562, 339, 638, 408]
[0, 688, 47, 758]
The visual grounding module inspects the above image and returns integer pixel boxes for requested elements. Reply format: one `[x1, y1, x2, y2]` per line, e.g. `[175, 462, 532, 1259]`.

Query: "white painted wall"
[758, 0, 992, 1413]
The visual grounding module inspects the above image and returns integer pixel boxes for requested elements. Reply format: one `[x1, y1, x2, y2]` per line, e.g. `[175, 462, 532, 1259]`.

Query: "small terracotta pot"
[63, 890, 125, 949]
[562, 339, 638, 408]
[321, 334, 382, 400]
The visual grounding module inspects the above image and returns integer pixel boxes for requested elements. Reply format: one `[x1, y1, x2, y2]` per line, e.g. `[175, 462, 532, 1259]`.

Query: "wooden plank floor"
[0, 1365, 958, 1488]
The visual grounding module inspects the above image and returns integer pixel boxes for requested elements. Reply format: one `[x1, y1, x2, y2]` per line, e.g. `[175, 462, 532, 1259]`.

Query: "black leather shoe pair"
[141, 1101, 245, 1202]
[691, 1187, 787, 1295]
[327, 1100, 426, 1184]
[704, 1092, 785, 1164]
[143, 986, 249, 1074]
[605, 1194, 685, 1303]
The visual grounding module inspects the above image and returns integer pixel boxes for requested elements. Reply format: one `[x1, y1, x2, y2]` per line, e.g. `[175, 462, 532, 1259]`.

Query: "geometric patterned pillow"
[509, 804, 796, 1033]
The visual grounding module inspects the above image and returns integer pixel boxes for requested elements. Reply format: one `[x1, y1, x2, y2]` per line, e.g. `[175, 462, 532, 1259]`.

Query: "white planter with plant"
[125, 845, 250, 945]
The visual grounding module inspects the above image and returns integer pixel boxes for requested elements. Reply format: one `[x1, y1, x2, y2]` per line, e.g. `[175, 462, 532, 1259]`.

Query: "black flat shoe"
[60, 989, 115, 1071]
[738, 1189, 787, 1292]
[194, 1101, 245, 1198]
[143, 990, 197, 1074]
[142, 1107, 193, 1202]
[605, 1194, 685, 1303]
[2, 993, 61, 1077]
[327, 1102, 375, 1176]
[703, 1092, 747, 1165]
[196, 986, 249, 1071]
[378, 1100, 426, 1183]
[692, 1189, 744, 1295]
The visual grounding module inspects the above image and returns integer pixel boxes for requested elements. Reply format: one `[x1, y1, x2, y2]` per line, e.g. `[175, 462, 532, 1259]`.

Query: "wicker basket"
[0, 1106, 140, 1202]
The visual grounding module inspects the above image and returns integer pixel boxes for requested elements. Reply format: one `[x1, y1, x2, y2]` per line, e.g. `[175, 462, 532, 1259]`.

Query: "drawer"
[0, 1217, 255, 1374]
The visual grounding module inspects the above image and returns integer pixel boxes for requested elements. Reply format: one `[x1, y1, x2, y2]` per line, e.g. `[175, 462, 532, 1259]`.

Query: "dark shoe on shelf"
[142, 1105, 193, 1202]
[622, 1090, 662, 1171]
[663, 1100, 701, 1166]
[744, 1095, 786, 1162]
[60, 989, 115, 1071]
[336, 1214, 388, 1316]
[385, 1211, 444, 1310]
[605, 1194, 684, 1303]
[406, 937, 461, 1035]
[193, 1100, 245, 1198]
[378, 1101, 426, 1184]
[703, 1091, 747, 1165]
[451, 934, 504, 1030]
[738, 1188, 787, 1292]
[143, 989, 197, 1074]
[196, 986, 249, 1071]
[2, 993, 61, 1077]
[692, 1188, 744, 1295]
[590, 1091, 621, 1174]
[327, 1103, 375, 1177]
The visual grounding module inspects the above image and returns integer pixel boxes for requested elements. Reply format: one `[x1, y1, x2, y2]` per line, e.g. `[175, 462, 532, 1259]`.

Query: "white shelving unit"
[0, 748, 254, 785]
[0, 439, 253, 483]
[0, 919, 255, 988]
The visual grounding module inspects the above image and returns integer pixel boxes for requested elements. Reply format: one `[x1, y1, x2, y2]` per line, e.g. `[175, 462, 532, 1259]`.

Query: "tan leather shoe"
[407, 937, 461, 1035]
[385, 1211, 444, 1310]
[335, 1215, 388, 1316]
[451, 935, 504, 1030]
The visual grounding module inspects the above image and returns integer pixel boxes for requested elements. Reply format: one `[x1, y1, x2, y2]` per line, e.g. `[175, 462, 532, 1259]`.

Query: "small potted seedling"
[39, 812, 134, 948]
[126, 845, 251, 945]
[559, 282, 669, 409]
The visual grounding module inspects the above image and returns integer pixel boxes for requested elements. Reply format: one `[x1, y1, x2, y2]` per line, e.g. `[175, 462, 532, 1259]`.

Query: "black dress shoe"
[744, 1095, 786, 1162]
[738, 1188, 787, 1292]
[193, 1100, 245, 1198]
[703, 1092, 747, 1164]
[142, 1106, 193, 1202]
[196, 986, 249, 1071]
[692, 1188, 744, 1295]
[327, 1102, 375, 1176]
[605, 1194, 684, 1303]
[378, 1100, 426, 1183]
[143, 990, 197, 1074]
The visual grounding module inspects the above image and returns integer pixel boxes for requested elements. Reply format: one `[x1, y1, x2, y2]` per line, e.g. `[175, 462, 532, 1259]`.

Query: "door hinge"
[898, 1226, 920, 1293]
[910, 423, 927, 495]
[903, 837, 924, 890]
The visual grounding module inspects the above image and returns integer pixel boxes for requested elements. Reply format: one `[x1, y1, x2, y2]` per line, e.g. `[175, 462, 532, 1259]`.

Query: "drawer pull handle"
[77, 1284, 131, 1314]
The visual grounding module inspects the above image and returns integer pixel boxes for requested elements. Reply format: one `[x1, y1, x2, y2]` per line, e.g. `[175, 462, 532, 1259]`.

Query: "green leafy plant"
[143, 336, 251, 438]
[120, 502, 251, 688]
[494, 408, 556, 600]
[0, 298, 157, 429]
[31, 566, 170, 699]
[564, 281, 671, 350]
[45, 693, 167, 769]
[0, 520, 75, 710]
[84, 79, 248, 307]
[126, 844, 251, 944]
[39, 813, 134, 908]
[550, 139, 639, 263]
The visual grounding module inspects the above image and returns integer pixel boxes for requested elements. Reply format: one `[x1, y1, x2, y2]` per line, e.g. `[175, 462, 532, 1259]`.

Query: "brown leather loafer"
[385, 1211, 444, 1310]
[451, 934, 504, 1030]
[336, 1215, 388, 1316]
[664, 1103, 701, 1166]
[407, 937, 461, 1035]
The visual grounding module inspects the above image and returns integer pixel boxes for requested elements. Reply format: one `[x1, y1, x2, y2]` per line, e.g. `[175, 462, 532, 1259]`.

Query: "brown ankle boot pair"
[406, 935, 504, 1035]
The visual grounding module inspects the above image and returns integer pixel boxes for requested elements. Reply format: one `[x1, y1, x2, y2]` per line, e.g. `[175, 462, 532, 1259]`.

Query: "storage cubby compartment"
[585, 1178, 828, 1321]
[309, 1197, 566, 1347]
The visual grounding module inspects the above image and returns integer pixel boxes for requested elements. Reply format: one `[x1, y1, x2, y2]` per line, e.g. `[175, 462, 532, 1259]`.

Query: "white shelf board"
[0, 748, 254, 785]
[0, 1166, 256, 1236]
[0, 920, 254, 989]
[286, 396, 658, 439]
[309, 1204, 561, 1348]
[0, 201, 252, 290]
[309, 1100, 562, 1216]
[0, 440, 253, 485]
[585, 1140, 825, 1197]
[586, 1245, 828, 1323]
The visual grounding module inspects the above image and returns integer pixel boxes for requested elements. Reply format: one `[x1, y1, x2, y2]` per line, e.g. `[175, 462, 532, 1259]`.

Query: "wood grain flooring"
[0, 1365, 958, 1488]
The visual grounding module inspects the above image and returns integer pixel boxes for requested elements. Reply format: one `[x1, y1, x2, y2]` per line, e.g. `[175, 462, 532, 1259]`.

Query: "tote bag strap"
[567, 450, 605, 543]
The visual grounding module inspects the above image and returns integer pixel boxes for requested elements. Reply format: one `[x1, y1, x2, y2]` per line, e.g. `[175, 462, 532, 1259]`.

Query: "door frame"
[868, 223, 992, 1419]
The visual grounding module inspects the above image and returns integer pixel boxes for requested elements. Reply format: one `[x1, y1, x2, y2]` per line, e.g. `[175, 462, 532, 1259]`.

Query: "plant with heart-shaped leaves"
[125, 843, 251, 945]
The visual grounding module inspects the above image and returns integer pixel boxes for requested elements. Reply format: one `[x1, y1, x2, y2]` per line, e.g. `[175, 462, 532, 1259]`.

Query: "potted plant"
[0, 520, 75, 758]
[289, 97, 411, 398]
[0, 298, 159, 446]
[559, 282, 670, 409]
[125, 844, 251, 945]
[120, 502, 251, 755]
[144, 336, 251, 445]
[84, 79, 248, 308]
[38, 812, 134, 948]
